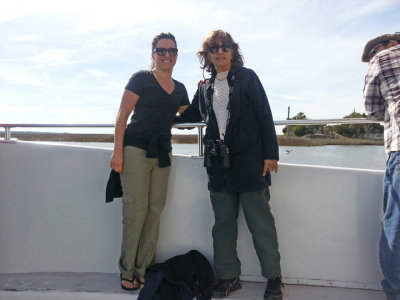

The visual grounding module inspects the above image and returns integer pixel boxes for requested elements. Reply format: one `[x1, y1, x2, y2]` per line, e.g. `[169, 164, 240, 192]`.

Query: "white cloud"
[34, 49, 77, 65]
[0, 0, 399, 124]
[86, 69, 108, 78]
[338, 0, 400, 20]
[10, 35, 41, 42]
[0, 69, 44, 87]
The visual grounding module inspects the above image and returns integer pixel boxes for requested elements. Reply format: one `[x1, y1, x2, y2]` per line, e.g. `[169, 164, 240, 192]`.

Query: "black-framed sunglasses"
[153, 48, 178, 57]
[368, 40, 391, 60]
[208, 44, 232, 54]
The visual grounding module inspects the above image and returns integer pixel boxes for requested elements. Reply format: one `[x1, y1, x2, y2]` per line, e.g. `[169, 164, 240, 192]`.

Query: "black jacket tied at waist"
[145, 132, 172, 168]
[105, 132, 172, 203]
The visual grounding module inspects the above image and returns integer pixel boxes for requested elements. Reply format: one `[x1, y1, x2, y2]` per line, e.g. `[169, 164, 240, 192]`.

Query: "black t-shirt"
[124, 70, 189, 149]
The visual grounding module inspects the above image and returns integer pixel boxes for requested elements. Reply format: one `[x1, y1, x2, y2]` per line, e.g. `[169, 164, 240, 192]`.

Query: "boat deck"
[0, 273, 385, 300]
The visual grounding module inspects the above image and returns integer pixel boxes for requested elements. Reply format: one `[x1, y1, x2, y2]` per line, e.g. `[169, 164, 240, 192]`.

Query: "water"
[37, 141, 387, 171]
[278, 145, 386, 170]
[169, 144, 386, 170]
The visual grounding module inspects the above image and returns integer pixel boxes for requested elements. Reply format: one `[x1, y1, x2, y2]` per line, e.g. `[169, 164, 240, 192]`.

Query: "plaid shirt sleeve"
[363, 59, 385, 120]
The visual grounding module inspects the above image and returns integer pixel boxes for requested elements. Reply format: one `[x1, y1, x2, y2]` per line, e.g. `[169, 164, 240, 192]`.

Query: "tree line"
[282, 111, 383, 138]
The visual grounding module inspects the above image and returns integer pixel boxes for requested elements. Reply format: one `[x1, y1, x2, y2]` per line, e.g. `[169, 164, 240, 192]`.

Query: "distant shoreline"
[0, 132, 383, 146]
[277, 135, 383, 146]
[0, 132, 199, 144]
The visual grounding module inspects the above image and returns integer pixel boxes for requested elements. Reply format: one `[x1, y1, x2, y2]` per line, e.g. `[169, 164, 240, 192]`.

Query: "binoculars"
[204, 140, 230, 168]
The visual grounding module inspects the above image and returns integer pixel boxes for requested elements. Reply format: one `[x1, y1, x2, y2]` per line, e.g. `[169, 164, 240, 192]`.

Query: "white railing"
[0, 138, 385, 290]
[0, 119, 382, 155]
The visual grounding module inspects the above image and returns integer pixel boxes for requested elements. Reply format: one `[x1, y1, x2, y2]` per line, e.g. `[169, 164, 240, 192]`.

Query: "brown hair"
[198, 30, 244, 73]
[151, 32, 177, 51]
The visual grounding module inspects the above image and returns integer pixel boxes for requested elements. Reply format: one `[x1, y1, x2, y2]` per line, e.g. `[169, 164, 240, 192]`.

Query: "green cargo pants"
[210, 188, 281, 280]
[118, 146, 171, 279]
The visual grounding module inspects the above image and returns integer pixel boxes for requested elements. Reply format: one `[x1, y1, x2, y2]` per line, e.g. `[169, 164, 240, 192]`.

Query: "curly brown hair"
[198, 30, 244, 74]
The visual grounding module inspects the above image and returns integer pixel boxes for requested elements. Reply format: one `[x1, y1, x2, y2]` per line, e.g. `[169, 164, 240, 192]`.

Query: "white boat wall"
[0, 141, 384, 292]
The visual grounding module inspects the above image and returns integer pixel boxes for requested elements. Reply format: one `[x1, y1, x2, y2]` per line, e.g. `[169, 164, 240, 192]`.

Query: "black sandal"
[139, 280, 145, 289]
[120, 274, 139, 291]
[138, 277, 145, 289]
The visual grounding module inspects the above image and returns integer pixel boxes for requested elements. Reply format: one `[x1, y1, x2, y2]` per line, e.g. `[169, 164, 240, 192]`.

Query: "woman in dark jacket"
[176, 30, 283, 300]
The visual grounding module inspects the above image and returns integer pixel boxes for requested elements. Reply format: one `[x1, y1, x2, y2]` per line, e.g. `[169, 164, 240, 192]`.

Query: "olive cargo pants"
[119, 146, 171, 279]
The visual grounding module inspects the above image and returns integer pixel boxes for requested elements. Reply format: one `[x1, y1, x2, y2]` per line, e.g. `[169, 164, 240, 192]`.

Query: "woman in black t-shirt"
[110, 32, 189, 291]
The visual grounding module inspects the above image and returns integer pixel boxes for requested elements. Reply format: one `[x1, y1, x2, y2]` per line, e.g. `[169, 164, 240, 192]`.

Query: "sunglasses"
[153, 47, 178, 57]
[368, 40, 391, 60]
[208, 44, 232, 54]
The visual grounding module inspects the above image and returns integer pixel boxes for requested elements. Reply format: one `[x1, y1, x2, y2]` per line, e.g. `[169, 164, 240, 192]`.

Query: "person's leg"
[210, 189, 242, 298]
[118, 146, 152, 285]
[240, 188, 282, 299]
[210, 189, 241, 279]
[240, 188, 281, 279]
[135, 153, 171, 280]
[380, 151, 400, 299]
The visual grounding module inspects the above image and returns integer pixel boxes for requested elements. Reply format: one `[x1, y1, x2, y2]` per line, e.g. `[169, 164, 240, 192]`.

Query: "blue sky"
[0, 0, 399, 130]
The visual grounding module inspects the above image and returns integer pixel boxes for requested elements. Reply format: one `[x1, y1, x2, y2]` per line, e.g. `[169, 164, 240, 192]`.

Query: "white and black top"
[212, 71, 230, 140]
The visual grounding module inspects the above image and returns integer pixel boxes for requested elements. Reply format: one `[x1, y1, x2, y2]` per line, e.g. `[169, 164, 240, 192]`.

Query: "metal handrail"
[0, 122, 208, 155]
[173, 123, 205, 155]
[0, 119, 383, 155]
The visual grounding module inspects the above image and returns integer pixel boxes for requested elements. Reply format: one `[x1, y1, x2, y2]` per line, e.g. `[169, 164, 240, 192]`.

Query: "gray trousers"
[119, 146, 171, 279]
[210, 188, 281, 280]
